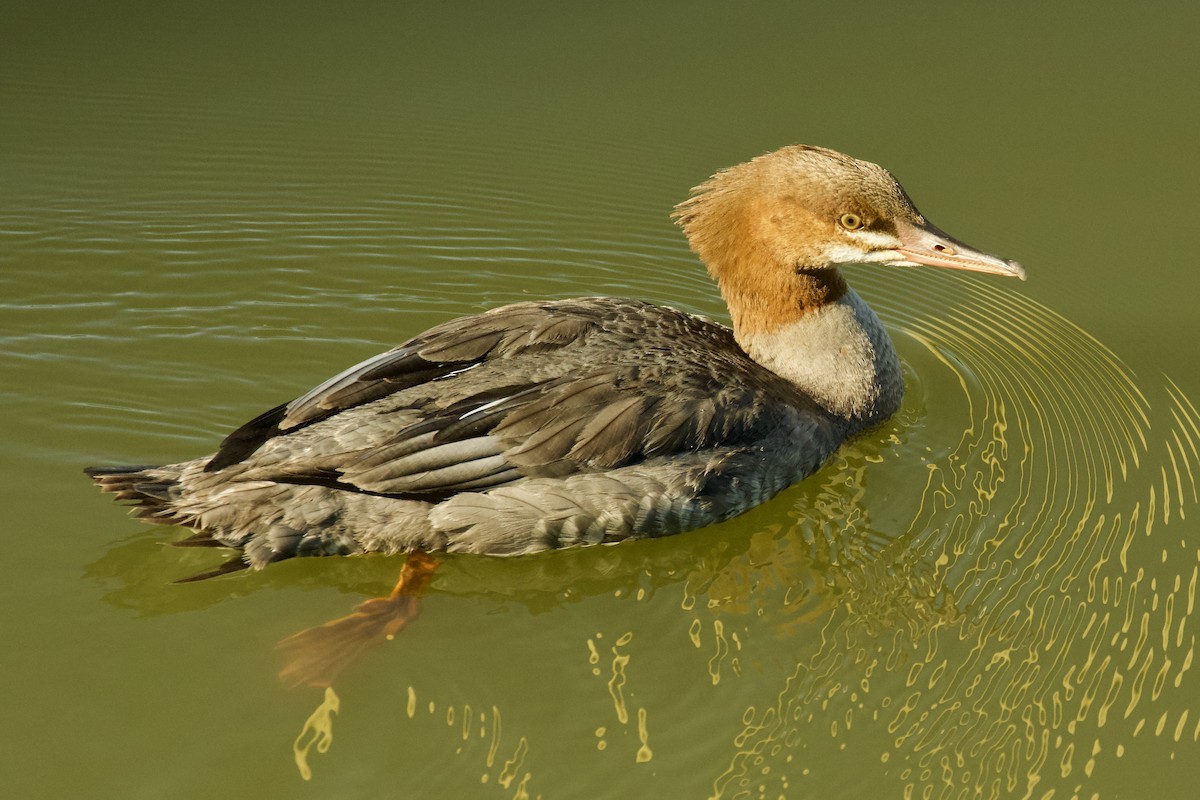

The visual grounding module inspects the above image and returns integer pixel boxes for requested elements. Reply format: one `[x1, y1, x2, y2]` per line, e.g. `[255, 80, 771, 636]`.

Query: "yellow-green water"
[4, 2, 1199, 798]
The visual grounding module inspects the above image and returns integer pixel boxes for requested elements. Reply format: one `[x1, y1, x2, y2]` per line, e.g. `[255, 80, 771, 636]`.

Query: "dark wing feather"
[206, 302, 604, 472]
[333, 364, 800, 497]
[206, 298, 831, 499]
[205, 402, 289, 471]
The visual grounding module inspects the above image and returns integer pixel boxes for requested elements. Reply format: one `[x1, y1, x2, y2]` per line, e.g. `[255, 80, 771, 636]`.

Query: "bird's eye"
[839, 213, 864, 231]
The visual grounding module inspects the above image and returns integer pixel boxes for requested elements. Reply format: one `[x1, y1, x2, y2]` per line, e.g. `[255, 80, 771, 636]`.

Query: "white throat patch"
[741, 289, 898, 420]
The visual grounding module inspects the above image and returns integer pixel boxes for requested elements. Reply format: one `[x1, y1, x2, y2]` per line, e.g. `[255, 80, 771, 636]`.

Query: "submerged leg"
[277, 551, 441, 689]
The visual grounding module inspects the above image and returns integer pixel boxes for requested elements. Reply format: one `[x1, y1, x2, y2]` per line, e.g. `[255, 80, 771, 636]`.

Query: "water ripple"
[704, 275, 1200, 798]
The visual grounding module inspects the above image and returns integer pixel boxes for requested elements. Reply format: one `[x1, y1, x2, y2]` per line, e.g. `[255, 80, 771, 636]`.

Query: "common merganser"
[87, 145, 1023, 577]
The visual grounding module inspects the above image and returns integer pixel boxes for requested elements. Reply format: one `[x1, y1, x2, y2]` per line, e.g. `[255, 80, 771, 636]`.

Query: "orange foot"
[277, 551, 440, 689]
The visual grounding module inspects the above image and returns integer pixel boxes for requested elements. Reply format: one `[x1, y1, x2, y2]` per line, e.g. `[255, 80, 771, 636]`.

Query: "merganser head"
[673, 146, 1023, 329]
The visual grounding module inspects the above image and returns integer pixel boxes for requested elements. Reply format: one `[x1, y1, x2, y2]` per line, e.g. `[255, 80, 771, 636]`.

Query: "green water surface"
[3, 3, 1199, 798]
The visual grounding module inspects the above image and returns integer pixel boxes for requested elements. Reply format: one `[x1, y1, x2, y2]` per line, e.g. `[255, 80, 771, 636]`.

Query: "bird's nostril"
[933, 244, 955, 255]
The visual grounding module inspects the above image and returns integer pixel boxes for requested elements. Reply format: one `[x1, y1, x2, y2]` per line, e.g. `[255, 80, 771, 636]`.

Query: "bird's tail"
[84, 464, 183, 526]
[85, 464, 252, 581]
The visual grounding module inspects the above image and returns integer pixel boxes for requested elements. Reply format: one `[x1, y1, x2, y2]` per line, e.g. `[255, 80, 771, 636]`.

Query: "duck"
[87, 145, 1023, 578]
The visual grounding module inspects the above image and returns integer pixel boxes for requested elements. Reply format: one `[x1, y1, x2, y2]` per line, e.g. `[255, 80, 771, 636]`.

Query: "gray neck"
[739, 288, 903, 429]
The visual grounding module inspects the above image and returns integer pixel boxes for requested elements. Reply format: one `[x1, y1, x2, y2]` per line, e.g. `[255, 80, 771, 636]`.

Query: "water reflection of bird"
[87, 146, 1023, 685]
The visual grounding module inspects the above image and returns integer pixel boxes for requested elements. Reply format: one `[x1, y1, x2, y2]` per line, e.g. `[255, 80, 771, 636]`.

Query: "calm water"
[4, 3, 1199, 798]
